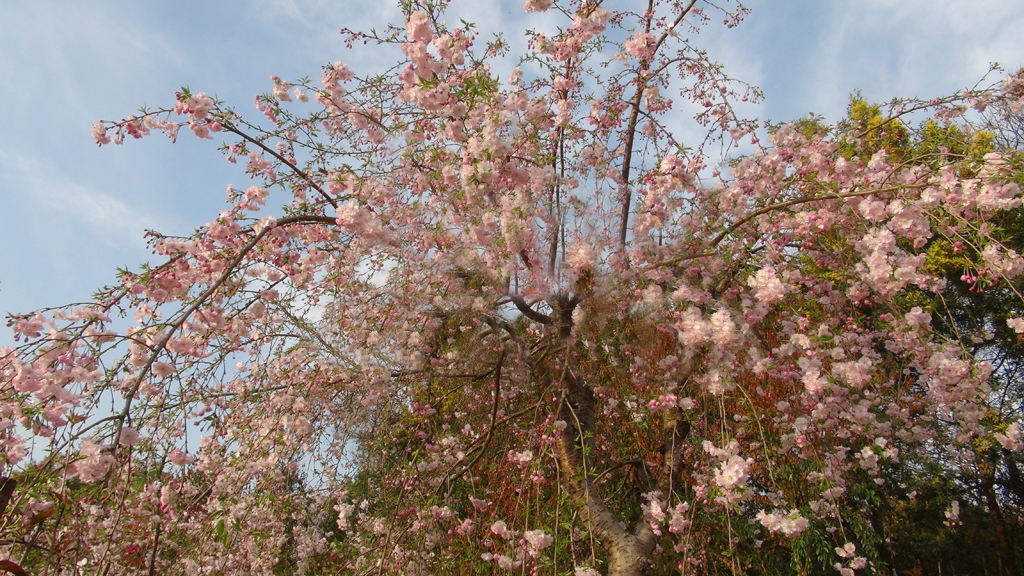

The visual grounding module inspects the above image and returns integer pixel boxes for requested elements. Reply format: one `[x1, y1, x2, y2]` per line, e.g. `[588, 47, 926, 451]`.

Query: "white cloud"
[0, 5, 186, 118]
[796, 0, 1024, 119]
[0, 149, 162, 247]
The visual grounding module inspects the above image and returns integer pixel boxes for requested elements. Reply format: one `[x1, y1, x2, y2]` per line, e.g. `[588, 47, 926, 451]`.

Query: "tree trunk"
[527, 296, 690, 576]
[980, 474, 1020, 576]
[1002, 449, 1024, 505]
[0, 477, 15, 519]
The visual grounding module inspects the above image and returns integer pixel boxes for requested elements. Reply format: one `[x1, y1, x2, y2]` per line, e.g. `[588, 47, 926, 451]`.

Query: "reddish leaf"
[0, 559, 30, 576]
[28, 507, 56, 527]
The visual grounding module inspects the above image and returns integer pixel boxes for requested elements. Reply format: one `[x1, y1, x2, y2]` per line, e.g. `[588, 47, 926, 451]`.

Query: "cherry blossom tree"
[3, 1, 1024, 575]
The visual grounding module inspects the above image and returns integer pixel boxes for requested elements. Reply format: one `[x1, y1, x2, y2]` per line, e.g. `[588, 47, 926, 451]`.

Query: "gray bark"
[526, 296, 690, 576]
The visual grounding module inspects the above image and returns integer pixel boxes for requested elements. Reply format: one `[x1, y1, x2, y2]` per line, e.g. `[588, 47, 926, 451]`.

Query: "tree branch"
[509, 295, 552, 325]
[223, 125, 338, 209]
[651, 184, 926, 268]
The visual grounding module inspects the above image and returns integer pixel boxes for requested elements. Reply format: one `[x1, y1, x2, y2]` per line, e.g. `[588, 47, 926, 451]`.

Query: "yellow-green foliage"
[840, 97, 911, 162]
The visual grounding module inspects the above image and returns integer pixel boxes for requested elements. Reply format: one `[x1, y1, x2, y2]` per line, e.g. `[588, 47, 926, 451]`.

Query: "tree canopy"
[2, 2, 1024, 575]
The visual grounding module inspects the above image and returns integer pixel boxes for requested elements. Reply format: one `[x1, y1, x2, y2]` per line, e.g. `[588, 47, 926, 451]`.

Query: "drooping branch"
[111, 214, 341, 452]
[443, 349, 505, 497]
[654, 408, 690, 496]
[651, 184, 927, 268]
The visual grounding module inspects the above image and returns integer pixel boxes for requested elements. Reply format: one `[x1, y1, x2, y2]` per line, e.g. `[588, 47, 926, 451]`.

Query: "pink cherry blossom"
[6, 4, 1024, 576]
[168, 448, 194, 466]
[405, 11, 434, 45]
[523, 0, 553, 12]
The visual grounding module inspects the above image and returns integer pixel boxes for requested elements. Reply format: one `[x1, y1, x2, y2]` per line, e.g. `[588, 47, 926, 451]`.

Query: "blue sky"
[1, 0, 1022, 338]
